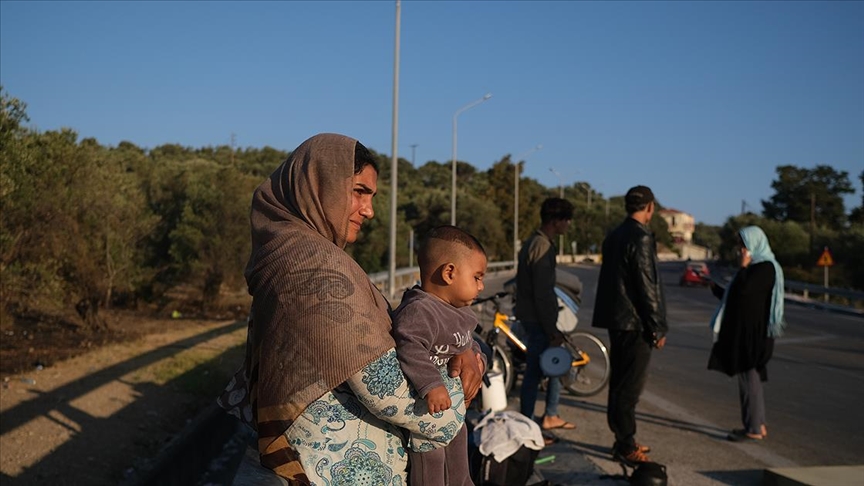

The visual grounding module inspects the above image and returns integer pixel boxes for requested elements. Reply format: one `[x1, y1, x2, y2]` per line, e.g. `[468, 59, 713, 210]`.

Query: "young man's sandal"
[540, 415, 576, 430]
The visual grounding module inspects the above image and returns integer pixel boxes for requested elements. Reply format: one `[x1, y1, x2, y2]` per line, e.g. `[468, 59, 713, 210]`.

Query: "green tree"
[762, 165, 854, 230]
[0, 88, 31, 267]
[849, 170, 864, 226]
[1, 119, 158, 330]
[416, 161, 451, 192]
[693, 223, 722, 254]
[168, 163, 257, 309]
[482, 156, 525, 259]
[4, 129, 95, 318]
[236, 146, 290, 178]
[457, 192, 509, 262]
[717, 214, 809, 268]
[102, 142, 161, 306]
[135, 151, 191, 298]
[834, 226, 864, 290]
[57, 137, 158, 327]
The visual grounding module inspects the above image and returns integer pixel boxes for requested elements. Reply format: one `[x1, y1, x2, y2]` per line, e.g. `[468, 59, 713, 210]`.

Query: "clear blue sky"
[2, 0, 862, 226]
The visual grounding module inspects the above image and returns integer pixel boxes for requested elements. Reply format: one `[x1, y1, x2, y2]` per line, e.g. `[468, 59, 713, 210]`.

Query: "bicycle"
[471, 287, 610, 398]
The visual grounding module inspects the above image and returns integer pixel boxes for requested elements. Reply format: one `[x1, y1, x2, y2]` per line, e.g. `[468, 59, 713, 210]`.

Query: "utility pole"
[810, 192, 816, 256]
[410, 143, 418, 165]
[408, 229, 414, 267]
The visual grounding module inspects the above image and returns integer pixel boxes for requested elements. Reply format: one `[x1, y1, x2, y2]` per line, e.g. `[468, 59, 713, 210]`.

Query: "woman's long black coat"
[708, 262, 776, 381]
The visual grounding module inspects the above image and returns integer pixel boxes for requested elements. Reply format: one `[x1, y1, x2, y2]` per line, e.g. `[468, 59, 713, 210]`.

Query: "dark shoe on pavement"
[612, 447, 651, 467]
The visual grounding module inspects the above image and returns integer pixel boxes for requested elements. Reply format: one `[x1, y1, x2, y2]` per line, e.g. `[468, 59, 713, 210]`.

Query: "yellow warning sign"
[816, 247, 834, 267]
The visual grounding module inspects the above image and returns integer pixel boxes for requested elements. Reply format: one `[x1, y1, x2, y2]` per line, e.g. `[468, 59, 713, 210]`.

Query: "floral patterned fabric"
[286, 349, 465, 485]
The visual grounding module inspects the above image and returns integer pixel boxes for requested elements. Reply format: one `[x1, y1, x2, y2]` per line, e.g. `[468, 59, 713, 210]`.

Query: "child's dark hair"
[418, 225, 486, 269]
[354, 141, 378, 175]
[540, 198, 574, 224]
[425, 225, 485, 255]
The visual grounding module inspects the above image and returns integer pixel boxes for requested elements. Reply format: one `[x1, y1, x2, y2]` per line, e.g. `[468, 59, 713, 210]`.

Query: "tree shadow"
[0, 320, 245, 485]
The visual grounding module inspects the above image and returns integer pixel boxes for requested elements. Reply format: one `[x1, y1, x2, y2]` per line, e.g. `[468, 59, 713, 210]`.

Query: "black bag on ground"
[629, 461, 667, 486]
[471, 444, 539, 486]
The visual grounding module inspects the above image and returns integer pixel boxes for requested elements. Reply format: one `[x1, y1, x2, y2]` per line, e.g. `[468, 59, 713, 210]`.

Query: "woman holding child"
[218, 133, 484, 484]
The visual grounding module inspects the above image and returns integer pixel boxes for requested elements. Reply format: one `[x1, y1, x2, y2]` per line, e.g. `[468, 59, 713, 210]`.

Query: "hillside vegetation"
[2, 87, 861, 347]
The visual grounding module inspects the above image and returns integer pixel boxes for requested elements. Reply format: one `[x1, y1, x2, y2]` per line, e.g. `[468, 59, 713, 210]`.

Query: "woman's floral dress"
[285, 349, 466, 486]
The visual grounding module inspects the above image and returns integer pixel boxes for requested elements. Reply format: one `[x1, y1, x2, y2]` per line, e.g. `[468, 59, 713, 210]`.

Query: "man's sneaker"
[612, 447, 651, 466]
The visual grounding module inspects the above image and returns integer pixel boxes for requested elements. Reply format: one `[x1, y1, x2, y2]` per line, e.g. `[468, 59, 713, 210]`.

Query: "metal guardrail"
[711, 270, 863, 314]
[368, 261, 516, 297]
[785, 280, 864, 303]
[367, 267, 420, 295]
[370, 262, 863, 312]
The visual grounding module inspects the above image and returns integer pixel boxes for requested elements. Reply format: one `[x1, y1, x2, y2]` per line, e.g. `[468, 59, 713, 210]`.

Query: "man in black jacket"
[592, 185, 668, 465]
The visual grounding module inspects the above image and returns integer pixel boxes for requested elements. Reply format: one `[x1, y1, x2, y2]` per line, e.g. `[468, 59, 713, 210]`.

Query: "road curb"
[120, 402, 245, 486]
[763, 464, 864, 486]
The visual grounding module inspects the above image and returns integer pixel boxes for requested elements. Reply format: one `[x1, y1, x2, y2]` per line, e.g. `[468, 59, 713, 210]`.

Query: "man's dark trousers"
[607, 329, 652, 454]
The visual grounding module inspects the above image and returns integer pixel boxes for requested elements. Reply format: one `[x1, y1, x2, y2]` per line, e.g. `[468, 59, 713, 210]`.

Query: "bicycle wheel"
[561, 331, 610, 397]
[488, 343, 515, 395]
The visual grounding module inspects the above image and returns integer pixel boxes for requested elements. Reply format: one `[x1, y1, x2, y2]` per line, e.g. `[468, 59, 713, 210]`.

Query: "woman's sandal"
[727, 429, 763, 442]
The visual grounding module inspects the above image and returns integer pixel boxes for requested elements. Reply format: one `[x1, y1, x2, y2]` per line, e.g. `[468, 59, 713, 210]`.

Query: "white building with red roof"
[658, 208, 695, 244]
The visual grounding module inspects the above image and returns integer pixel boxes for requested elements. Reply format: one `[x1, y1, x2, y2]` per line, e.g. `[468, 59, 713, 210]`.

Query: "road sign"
[816, 247, 834, 267]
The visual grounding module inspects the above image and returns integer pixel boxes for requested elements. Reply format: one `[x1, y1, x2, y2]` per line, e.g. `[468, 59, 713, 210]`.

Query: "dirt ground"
[0, 300, 251, 485]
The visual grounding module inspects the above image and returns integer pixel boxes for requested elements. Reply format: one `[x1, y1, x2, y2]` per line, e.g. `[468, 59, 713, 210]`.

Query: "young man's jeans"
[519, 322, 561, 419]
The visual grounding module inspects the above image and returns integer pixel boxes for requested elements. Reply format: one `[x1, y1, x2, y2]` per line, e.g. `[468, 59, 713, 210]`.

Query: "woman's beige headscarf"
[218, 133, 393, 482]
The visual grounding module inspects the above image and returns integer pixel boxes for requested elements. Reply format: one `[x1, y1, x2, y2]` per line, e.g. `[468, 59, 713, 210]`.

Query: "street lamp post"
[513, 144, 542, 264]
[410, 143, 418, 165]
[451, 93, 492, 225]
[549, 168, 566, 255]
[387, 0, 401, 299]
[549, 168, 564, 197]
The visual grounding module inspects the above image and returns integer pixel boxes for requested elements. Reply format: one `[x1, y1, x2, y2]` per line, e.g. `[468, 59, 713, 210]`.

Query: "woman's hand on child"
[448, 349, 483, 403]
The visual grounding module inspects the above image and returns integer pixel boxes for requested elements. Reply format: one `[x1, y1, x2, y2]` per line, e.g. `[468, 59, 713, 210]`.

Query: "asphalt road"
[479, 262, 864, 485]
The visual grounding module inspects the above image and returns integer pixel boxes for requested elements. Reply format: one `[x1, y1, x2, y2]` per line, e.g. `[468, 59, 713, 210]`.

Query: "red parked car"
[680, 261, 711, 287]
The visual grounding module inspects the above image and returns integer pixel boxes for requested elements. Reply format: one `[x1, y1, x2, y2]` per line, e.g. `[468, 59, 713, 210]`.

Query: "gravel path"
[0, 318, 246, 486]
